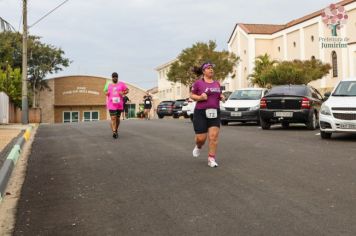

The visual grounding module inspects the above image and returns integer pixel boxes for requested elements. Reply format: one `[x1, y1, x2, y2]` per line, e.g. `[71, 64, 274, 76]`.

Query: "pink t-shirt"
[106, 82, 128, 110]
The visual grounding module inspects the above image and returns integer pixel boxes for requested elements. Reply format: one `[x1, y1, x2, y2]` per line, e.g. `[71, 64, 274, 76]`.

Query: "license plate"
[231, 112, 242, 117]
[340, 123, 356, 129]
[274, 112, 293, 117]
[161, 107, 166, 110]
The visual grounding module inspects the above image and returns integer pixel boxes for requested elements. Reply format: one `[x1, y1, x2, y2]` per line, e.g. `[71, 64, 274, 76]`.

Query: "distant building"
[155, 59, 190, 102]
[226, 0, 356, 93]
[39, 75, 148, 123]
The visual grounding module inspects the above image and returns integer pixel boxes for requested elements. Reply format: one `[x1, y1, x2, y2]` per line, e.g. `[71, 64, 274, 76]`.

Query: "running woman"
[190, 62, 225, 167]
[104, 72, 129, 138]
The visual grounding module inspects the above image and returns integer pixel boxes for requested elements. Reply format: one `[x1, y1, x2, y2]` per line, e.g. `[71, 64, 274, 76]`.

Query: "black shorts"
[144, 105, 152, 109]
[193, 109, 220, 134]
[109, 109, 122, 117]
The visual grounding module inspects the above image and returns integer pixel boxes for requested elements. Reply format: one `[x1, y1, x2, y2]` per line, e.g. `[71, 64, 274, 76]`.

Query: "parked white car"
[220, 88, 268, 125]
[319, 77, 356, 139]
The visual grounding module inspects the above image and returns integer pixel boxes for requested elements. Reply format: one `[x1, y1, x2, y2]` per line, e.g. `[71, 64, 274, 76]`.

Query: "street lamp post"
[21, 0, 28, 124]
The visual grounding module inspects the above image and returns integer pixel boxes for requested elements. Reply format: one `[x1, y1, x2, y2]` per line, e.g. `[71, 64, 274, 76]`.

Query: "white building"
[155, 59, 190, 102]
[226, 0, 356, 93]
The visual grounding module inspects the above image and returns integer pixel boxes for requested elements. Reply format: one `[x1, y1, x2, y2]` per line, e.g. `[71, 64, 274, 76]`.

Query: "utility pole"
[21, 0, 28, 124]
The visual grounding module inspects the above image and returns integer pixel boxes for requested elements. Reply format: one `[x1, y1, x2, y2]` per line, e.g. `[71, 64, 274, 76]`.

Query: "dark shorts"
[109, 109, 122, 117]
[193, 109, 220, 134]
[144, 105, 152, 109]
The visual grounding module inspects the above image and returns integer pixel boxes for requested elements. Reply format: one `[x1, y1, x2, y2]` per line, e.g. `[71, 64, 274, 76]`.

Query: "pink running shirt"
[106, 82, 128, 110]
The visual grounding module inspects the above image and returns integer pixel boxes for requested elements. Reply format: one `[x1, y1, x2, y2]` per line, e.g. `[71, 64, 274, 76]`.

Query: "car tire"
[158, 115, 164, 119]
[260, 118, 271, 130]
[320, 131, 332, 139]
[183, 114, 189, 119]
[173, 114, 179, 119]
[281, 122, 289, 129]
[190, 115, 193, 122]
[306, 111, 318, 130]
[221, 120, 229, 126]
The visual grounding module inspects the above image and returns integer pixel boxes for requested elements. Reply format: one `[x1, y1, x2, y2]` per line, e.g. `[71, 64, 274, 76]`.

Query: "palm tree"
[0, 17, 15, 32]
[249, 53, 278, 88]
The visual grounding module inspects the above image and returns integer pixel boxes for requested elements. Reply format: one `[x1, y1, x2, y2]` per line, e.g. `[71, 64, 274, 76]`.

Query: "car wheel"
[320, 131, 332, 139]
[306, 112, 317, 130]
[183, 114, 189, 119]
[260, 118, 271, 130]
[158, 115, 164, 119]
[190, 115, 193, 122]
[173, 114, 179, 119]
[281, 122, 289, 129]
[221, 120, 228, 126]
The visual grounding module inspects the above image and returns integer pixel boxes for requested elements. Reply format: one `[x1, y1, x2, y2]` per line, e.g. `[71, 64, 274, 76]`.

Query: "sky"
[0, 0, 336, 89]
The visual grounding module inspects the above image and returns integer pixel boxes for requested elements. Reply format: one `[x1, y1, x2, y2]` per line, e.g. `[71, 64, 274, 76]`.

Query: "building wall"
[271, 36, 284, 60]
[303, 23, 319, 60]
[286, 30, 300, 60]
[228, 2, 356, 92]
[156, 61, 190, 102]
[239, 32, 249, 88]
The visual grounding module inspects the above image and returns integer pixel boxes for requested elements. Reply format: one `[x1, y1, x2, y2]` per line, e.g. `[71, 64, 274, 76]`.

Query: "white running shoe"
[208, 158, 218, 168]
[192, 146, 201, 157]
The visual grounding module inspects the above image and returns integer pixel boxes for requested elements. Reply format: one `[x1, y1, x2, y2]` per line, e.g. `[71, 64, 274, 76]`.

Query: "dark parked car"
[259, 85, 324, 130]
[157, 101, 175, 119]
[172, 99, 186, 118]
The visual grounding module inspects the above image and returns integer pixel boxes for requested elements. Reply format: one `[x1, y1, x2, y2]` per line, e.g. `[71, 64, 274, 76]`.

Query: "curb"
[0, 126, 33, 202]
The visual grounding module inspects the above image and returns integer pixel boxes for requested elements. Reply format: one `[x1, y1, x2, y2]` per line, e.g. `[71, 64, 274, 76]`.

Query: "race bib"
[145, 101, 151, 104]
[206, 109, 217, 119]
[112, 97, 120, 104]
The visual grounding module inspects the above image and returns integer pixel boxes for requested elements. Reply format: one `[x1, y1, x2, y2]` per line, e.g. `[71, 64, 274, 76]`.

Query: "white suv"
[319, 78, 356, 139]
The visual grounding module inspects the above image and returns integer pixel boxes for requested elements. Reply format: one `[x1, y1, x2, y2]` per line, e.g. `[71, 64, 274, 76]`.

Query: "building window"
[63, 111, 79, 123]
[278, 46, 281, 52]
[83, 111, 99, 122]
[332, 51, 338, 77]
[176, 86, 181, 96]
[311, 35, 314, 42]
[293, 42, 296, 47]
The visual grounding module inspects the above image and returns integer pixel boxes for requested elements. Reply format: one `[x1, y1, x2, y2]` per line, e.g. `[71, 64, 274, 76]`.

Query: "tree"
[251, 58, 331, 87]
[249, 53, 277, 88]
[167, 41, 239, 86]
[0, 31, 70, 107]
[0, 65, 22, 106]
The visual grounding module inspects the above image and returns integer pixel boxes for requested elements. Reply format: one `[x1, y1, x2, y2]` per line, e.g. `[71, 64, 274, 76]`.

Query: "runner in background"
[143, 93, 153, 120]
[122, 95, 130, 120]
[104, 72, 129, 138]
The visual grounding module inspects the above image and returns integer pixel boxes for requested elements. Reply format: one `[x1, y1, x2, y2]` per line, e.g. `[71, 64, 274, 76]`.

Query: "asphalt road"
[13, 119, 356, 236]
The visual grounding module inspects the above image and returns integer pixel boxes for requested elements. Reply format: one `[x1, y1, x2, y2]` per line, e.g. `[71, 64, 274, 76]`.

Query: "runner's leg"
[207, 127, 220, 156]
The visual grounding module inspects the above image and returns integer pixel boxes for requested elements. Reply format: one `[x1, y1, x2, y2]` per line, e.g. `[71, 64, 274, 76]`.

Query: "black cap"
[112, 72, 118, 78]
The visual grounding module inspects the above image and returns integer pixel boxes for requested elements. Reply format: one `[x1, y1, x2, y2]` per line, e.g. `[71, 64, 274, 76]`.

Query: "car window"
[333, 81, 356, 96]
[174, 100, 185, 105]
[267, 86, 308, 96]
[160, 101, 174, 106]
[229, 90, 262, 100]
